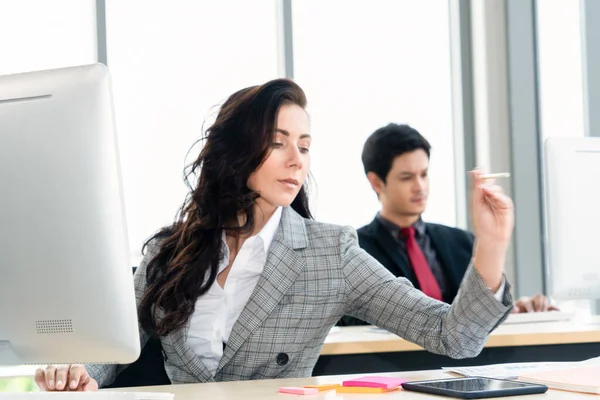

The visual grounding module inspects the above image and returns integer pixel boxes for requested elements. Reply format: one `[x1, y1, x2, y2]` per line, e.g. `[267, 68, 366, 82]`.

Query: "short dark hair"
[361, 123, 431, 183]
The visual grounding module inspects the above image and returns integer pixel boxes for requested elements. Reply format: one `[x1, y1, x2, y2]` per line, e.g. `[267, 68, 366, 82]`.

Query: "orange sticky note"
[336, 386, 399, 394]
[303, 384, 340, 391]
[343, 376, 408, 389]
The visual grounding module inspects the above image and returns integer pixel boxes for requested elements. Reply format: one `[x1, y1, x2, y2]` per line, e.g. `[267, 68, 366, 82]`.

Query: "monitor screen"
[543, 137, 600, 302]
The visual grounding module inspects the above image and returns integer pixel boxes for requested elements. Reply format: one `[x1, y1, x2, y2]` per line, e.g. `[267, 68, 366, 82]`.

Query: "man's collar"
[376, 213, 425, 237]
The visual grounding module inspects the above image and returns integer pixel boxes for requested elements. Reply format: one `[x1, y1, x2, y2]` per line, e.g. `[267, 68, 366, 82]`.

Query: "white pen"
[480, 172, 510, 179]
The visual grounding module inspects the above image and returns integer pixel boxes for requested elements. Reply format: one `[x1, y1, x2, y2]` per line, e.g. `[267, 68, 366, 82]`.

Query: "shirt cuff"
[492, 278, 506, 302]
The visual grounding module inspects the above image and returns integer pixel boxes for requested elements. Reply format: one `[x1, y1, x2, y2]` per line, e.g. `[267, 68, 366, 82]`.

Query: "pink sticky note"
[278, 386, 319, 395]
[342, 376, 408, 389]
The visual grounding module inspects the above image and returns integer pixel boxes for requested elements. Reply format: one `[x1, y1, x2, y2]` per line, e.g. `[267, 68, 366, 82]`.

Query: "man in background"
[339, 124, 556, 326]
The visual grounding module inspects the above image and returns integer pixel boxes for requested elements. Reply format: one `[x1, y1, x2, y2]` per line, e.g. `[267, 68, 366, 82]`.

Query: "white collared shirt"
[493, 279, 506, 302]
[186, 207, 282, 376]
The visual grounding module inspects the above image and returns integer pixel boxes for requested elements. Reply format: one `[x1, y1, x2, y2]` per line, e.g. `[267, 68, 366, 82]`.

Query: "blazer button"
[276, 352, 289, 366]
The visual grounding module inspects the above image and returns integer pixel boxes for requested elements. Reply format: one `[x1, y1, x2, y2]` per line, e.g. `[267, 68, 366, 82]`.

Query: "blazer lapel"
[159, 309, 215, 382]
[216, 207, 308, 372]
[370, 218, 414, 280]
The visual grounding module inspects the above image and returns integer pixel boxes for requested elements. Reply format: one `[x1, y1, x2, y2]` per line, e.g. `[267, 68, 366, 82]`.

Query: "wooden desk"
[115, 370, 593, 399]
[322, 317, 600, 355]
[314, 317, 600, 375]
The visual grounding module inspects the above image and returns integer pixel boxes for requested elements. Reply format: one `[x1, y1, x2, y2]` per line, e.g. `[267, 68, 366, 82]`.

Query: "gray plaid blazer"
[88, 207, 513, 386]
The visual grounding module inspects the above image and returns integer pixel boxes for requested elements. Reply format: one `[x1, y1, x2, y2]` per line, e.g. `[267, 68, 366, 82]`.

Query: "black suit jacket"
[339, 217, 474, 326]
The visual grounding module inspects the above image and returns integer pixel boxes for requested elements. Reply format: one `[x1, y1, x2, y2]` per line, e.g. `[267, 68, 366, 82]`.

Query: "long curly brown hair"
[138, 79, 313, 336]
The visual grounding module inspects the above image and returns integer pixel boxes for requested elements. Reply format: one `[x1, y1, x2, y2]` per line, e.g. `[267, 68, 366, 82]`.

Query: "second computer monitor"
[543, 137, 600, 304]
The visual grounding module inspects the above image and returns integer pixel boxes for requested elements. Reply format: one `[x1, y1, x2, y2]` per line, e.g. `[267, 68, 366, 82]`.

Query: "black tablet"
[401, 377, 548, 399]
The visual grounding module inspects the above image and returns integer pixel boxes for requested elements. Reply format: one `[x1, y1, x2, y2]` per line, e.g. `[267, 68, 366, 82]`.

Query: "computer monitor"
[0, 64, 140, 365]
[543, 137, 600, 314]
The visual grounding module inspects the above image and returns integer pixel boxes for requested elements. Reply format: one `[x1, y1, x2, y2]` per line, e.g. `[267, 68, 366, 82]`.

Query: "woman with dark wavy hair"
[36, 78, 515, 391]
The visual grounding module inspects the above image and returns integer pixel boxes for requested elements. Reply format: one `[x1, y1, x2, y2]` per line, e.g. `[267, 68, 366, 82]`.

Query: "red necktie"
[401, 226, 443, 301]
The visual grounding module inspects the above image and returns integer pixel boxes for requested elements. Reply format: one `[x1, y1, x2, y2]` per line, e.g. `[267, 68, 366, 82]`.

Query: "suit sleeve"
[341, 226, 513, 359]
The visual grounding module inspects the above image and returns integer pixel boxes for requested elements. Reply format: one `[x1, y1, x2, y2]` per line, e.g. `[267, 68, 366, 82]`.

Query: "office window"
[0, 0, 97, 75]
[292, 0, 456, 229]
[106, 1, 280, 264]
[537, 0, 585, 140]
